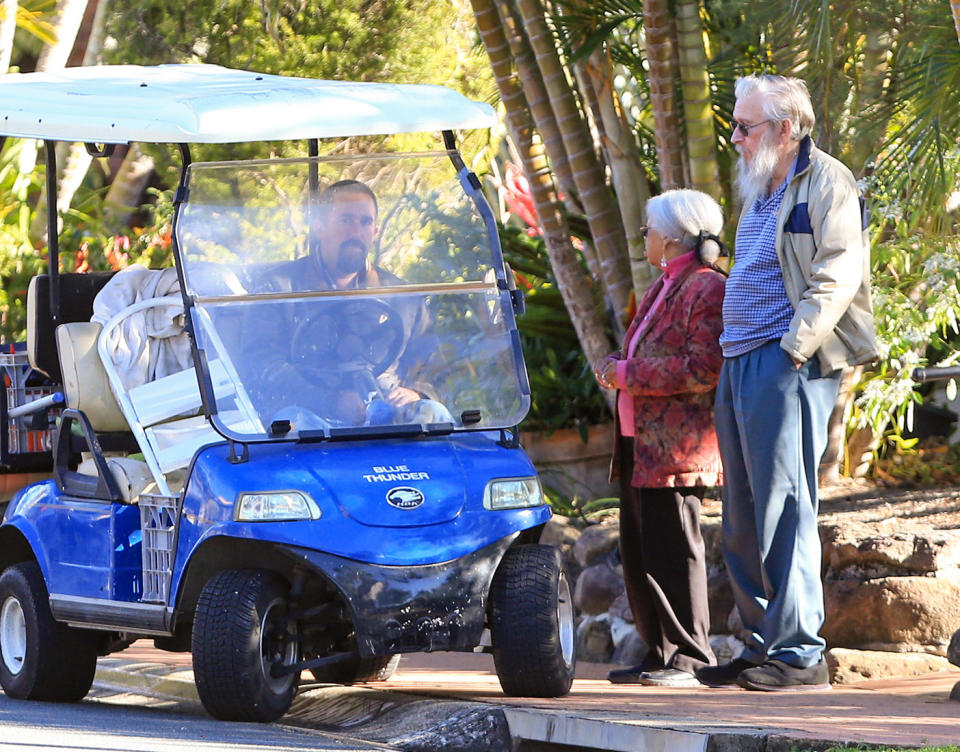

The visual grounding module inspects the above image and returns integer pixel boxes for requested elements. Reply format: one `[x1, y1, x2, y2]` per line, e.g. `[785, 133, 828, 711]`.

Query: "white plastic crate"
[1, 351, 58, 458]
[139, 493, 181, 603]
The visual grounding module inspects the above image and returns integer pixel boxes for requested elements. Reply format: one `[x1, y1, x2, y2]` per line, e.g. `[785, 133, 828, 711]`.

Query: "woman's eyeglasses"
[640, 226, 650, 239]
[731, 118, 773, 136]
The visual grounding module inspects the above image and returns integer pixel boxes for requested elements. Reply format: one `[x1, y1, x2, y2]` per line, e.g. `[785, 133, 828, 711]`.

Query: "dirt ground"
[701, 478, 960, 532]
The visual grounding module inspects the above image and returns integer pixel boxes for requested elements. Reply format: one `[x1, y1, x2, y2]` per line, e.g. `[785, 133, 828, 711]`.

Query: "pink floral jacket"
[609, 262, 726, 488]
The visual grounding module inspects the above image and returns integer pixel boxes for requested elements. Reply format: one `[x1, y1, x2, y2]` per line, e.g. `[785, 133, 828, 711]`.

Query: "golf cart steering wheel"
[289, 299, 406, 385]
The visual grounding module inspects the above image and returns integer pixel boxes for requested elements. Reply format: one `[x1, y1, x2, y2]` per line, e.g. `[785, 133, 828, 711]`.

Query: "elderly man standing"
[696, 75, 878, 692]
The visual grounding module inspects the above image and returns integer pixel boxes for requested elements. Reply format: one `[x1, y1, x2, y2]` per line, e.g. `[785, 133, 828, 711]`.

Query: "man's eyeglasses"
[731, 119, 773, 136]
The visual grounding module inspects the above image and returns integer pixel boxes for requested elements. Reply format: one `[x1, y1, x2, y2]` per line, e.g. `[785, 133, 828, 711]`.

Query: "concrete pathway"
[92, 642, 960, 750]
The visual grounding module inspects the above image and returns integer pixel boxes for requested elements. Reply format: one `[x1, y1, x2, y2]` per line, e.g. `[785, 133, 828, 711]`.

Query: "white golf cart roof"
[0, 64, 497, 143]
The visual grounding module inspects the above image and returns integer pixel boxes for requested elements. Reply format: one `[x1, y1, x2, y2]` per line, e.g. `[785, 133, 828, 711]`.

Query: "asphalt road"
[0, 685, 395, 752]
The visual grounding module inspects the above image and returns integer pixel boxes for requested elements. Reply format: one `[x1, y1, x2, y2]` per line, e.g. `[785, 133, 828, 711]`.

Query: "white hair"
[735, 74, 815, 141]
[646, 189, 725, 263]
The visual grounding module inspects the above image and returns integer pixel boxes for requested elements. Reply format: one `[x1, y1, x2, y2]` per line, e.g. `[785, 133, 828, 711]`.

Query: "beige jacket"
[741, 137, 879, 373]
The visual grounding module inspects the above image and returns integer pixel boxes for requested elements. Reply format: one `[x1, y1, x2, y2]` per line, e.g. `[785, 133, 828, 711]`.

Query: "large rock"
[574, 562, 623, 615]
[539, 514, 582, 551]
[576, 614, 613, 663]
[611, 628, 648, 666]
[949, 628, 960, 667]
[709, 634, 745, 665]
[826, 647, 955, 683]
[701, 520, 724, 569]
[821, 524, 960, 577]
[707, 571, 734, 635]
[608, 591, 633, 623]
[572, 520, 620, 568]
[823, 574, 960, 652]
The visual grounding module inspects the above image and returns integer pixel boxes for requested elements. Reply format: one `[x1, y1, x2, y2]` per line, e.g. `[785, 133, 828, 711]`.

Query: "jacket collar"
[793, 135, 813, 179]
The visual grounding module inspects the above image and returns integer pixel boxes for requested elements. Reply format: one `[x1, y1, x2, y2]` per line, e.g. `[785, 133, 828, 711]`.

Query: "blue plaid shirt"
[720, 175, 795, 357]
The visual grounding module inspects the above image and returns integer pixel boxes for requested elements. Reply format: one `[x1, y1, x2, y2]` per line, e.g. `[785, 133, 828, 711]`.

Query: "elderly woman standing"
[594, 189, 726, 687]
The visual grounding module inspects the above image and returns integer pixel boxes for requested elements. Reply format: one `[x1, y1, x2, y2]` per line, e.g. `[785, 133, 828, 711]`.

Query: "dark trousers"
[618, 437, 716, 674]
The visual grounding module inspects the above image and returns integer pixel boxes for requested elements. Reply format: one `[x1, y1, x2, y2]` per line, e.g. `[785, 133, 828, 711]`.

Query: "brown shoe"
[737, 659, 831, 692]
[695, 658, 757, 688]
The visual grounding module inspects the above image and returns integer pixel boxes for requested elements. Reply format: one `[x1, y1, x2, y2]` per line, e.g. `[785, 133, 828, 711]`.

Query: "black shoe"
[736, 659, 831, 692]
[695, 657, 757, 688]
[607, 660, 664, 684]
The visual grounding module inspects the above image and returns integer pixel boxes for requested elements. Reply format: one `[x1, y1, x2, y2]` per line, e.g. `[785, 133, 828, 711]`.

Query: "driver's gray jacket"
[241, 254, 434, 419]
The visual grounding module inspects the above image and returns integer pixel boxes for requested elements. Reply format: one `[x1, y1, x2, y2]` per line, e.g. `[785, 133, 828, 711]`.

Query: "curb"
[92, 660, 866, 752]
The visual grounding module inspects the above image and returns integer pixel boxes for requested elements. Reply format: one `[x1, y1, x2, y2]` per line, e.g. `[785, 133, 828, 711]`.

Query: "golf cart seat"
[26, 272, 117, 382]
[54, 303, 236, 500]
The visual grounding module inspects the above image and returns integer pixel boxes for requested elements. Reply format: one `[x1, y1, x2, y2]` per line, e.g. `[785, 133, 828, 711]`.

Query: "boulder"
[823, 574, 960, 652]
[950, 628, 960, 667]
[826, 647, 955, 683]
[701, 519, 724, 569]
[572, 520, 619, 568]
[611, 628, 648, 667]
[821, 524, 960, 577]
[608, 591, 633, 623]
[576, 614, 613, 663]
[707, 571, 734, 635]
[709, 634, 745, 665]
[573, 562, 623, 615]
[539, 514, 582, 552]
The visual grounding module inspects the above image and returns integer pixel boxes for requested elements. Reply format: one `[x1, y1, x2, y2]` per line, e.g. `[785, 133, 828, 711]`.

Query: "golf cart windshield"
[176, 152, 529, 440]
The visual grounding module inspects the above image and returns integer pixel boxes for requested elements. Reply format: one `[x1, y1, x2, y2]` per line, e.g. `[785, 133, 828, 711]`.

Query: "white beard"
[735, 132, 781, 207]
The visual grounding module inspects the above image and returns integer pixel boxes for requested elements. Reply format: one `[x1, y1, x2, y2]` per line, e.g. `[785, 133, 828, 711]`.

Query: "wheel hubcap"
[259, 598, 298, 692]
[0, 595, 27, 676]
[557, 572, 575, 670]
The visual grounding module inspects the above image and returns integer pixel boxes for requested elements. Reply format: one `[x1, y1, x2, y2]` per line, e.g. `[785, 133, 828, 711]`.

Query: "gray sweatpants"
[714, 339, 841, 668]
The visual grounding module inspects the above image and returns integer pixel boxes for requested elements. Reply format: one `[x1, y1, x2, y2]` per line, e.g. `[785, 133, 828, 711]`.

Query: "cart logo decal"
[385, 486, 424, 510]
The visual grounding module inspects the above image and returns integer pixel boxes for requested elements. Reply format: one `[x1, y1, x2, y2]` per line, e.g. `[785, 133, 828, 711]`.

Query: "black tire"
[192, 569, 299, 722]
[489, 544, 575, 697]
[0, 561, 98, 702]
[310, 653, 401, 684]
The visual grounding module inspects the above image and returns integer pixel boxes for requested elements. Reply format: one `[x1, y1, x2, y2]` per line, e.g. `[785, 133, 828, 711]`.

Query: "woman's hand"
[593, 356, 620, 390]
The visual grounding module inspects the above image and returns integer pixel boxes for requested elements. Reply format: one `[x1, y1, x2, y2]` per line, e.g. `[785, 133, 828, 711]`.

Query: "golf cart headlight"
[483, 477, 544, 510]
[236, 491, 321, 521]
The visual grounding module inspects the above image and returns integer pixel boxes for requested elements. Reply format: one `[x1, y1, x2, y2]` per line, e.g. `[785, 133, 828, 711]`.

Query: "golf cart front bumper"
[283, 535, 515, 657]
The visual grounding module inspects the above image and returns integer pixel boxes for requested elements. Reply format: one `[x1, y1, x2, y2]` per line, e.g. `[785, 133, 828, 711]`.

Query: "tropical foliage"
[475, 0, 960, 474]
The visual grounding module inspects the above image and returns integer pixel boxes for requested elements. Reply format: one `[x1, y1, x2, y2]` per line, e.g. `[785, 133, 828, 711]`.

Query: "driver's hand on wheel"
[385, 386, 421, 407]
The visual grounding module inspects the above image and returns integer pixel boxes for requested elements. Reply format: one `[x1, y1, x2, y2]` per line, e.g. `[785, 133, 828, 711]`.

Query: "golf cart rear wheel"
[489, 544, 575, 697]
[0, 561, 98, 702]
[192, 569, 299, 722]
[310, 653, 401, 684]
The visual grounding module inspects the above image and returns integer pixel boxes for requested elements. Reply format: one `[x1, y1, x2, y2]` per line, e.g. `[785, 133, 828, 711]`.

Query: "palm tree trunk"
[514, 0, 633, 324]
[492, 0, 599, 284]
[27, 0, 91, 245]
[103, 144, 155, 230]
[0, 0, 17, 73]
[471, 0, 616, 373]
[577, 47, 657, 298]
[674, 0, 720, 201]
[35, 0, 88, 70]
[643, 0, 686, 190]
[952, 2, 960, 48]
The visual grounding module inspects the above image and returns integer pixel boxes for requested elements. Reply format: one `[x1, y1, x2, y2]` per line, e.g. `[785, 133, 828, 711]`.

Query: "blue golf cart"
[0, 65, 575, 721]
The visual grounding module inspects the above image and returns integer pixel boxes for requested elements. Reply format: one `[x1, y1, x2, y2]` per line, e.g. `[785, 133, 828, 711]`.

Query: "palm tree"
[951, 1, 960, 47]
[0, 0, 16, 72]
[674, 0, 720, 201]
[471, 0, 616, 370]
[643, 0, 686, 190]
[514, 0, 633, 322]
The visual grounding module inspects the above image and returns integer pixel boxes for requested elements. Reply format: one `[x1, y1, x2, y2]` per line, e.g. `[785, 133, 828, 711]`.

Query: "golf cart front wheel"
[192, 569, 299, 721]
[489, 544, 575, 697]
[0, 561, 98, 702]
